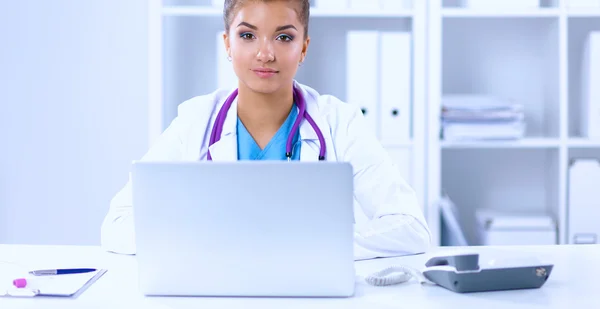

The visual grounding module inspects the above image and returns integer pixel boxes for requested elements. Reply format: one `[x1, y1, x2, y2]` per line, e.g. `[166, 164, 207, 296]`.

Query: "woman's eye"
[240, 33, 254, 40]
[277, 34, 293, 42]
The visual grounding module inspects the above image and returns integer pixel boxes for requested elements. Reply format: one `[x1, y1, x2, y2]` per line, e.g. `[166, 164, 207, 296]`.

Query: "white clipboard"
[1, 269, 107, 298]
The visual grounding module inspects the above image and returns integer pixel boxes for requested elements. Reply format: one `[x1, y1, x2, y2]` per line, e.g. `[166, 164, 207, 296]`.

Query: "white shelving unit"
[162, 5, 415, 17]
[149, 0, 600, 247]
[148, 0, 428, 211]
[428, 0, 600, 246]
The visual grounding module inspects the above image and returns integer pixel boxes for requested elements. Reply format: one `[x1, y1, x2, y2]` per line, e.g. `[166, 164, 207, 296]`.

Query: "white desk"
[0, 244, 599, 309]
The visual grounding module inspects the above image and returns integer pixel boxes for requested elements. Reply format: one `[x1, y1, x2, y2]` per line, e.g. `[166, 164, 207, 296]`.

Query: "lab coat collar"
[207, 95, 238, 162]
[295, 81, 322, 142]
[207, 82, 328, 162]
[295, 81, 329, 161]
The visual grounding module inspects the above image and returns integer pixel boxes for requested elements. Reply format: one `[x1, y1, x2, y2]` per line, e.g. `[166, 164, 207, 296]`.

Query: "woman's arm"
[336, 103, 432, 260]
[100, 107, 192, 255]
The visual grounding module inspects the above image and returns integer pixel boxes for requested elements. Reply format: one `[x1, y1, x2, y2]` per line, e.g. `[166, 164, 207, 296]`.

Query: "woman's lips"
[253, 68, 278, 78]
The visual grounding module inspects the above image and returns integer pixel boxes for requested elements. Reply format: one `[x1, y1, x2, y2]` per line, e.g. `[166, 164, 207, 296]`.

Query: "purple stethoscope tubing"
[207, 85, 326, 161]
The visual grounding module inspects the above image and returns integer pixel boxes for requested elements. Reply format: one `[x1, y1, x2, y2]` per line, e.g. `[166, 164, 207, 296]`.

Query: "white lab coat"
[100, 81, 431, 260]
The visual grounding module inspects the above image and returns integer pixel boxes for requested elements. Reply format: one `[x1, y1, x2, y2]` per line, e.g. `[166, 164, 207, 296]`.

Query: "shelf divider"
[162, 6, 414, 18]
[441, 138, 562, 149]
[441, 7, 561, 18]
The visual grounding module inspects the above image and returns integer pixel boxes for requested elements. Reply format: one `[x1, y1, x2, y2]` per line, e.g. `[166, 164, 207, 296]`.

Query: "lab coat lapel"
[299, 139, 320, 162]
[207, 98, 238, 161]
[298, 85, 328, 162]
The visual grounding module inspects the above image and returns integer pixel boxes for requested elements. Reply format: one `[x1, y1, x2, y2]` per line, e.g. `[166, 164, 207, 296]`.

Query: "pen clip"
[29, 270, 56, 276]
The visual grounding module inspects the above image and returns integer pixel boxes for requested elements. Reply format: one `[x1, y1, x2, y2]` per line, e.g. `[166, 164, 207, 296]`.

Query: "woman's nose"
[256, 38, 275, 62]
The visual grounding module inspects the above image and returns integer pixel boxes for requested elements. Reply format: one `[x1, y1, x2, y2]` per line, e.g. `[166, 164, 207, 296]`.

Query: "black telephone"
[364, 253, 553, 293]
[422, 253, 553, 293]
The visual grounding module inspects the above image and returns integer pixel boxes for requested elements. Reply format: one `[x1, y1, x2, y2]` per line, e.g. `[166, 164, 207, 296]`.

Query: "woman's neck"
[236, 83, 295, 132]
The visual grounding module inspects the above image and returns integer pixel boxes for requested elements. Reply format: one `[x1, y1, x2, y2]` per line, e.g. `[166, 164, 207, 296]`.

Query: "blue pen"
[28, 268, 96, 276]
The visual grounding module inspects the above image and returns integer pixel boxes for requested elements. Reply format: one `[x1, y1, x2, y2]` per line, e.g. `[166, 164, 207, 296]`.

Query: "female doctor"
[100, 0, 431, 260]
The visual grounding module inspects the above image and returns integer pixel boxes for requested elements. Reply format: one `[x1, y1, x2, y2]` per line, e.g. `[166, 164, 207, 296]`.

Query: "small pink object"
[13, 278, 27, 288]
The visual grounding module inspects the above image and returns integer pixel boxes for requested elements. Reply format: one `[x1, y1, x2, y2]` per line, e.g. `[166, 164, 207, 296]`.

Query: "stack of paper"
[441, 95, 526, 141]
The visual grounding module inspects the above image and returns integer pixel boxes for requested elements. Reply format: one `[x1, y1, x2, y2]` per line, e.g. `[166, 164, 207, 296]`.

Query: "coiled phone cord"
[363, 265, 434, 286]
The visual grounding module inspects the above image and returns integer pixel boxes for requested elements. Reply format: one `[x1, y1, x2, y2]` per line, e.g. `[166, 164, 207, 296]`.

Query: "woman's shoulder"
[298, 82, 362, 123]
[176, 88, 231, 119]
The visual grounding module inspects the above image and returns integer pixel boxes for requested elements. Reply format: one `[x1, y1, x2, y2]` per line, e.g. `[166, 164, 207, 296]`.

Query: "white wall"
[0, 0, 149, 245]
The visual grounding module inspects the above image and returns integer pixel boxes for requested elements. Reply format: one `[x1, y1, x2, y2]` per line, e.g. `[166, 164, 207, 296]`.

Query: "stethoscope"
[207, 85, 326, 161]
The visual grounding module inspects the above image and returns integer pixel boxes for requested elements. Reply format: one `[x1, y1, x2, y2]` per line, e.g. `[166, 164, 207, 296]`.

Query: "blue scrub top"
[237, 105, 301, 161]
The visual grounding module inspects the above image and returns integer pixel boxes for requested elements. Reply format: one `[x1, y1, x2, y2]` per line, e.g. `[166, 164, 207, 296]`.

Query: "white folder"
[566, 0, 600, 8]
[580, 32, 600, 138]
[385, 147, 412, 186]
[349, 0, 380, 9]
[216, 31, 237, 90]
[346, 31, 380, 138]
[568, 159, 600, 244]
[314, 0, 348, 9]
[380, 32, 412, 145]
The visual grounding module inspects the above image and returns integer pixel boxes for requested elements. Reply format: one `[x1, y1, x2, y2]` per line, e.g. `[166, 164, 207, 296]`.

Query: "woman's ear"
[301, 35, 310, 63]
[222, 31, 231, 59]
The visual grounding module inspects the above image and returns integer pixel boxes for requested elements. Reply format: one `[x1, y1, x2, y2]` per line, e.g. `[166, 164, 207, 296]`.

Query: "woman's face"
[224, 1, 309, 95]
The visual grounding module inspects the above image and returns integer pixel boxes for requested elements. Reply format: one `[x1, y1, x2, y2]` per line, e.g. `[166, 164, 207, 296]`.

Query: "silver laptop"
[131, 161, 356, 297]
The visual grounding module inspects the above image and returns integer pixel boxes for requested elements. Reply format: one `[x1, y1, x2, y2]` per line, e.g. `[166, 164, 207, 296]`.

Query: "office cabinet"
[428, 0, 600, 246]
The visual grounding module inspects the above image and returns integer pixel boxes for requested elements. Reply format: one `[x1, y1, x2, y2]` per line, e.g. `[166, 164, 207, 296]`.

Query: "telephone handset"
[364, 253, 553, 293]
